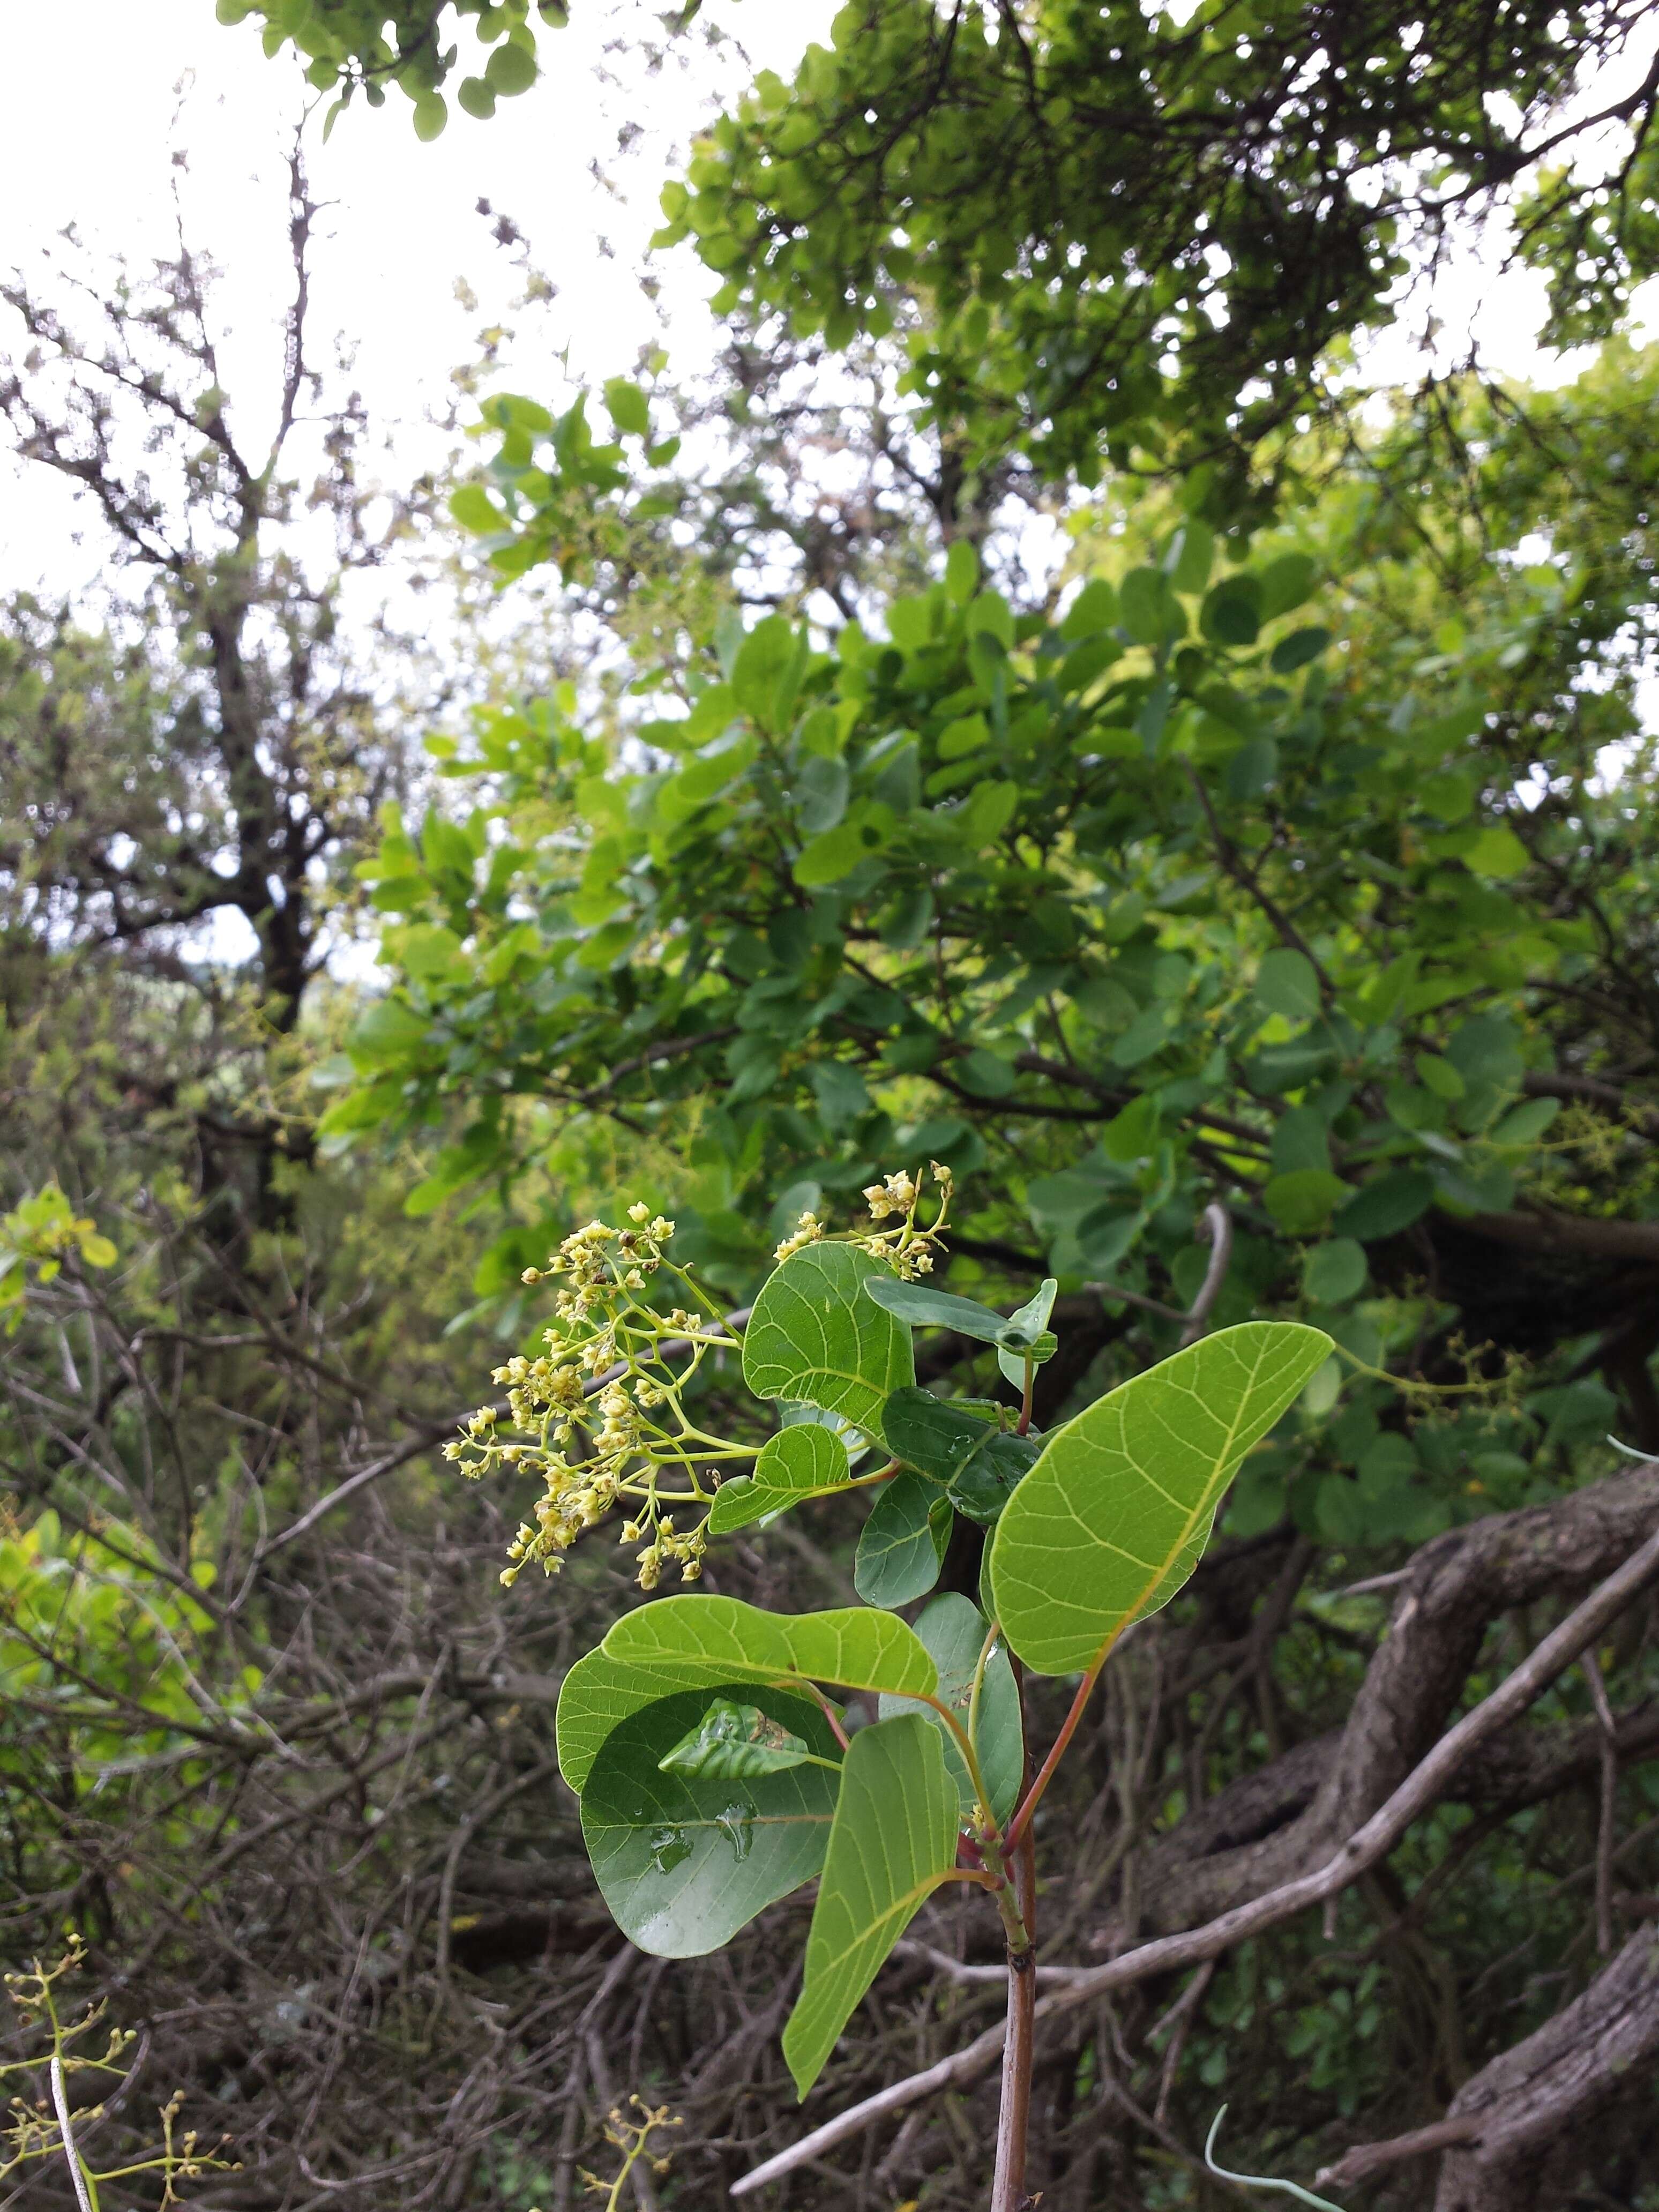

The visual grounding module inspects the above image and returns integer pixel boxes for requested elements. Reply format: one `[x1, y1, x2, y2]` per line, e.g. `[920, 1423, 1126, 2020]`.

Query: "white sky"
[0, 0, 839, 598]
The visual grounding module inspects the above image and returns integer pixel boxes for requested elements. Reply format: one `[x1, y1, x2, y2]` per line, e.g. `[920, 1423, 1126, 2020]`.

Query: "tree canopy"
[228, 1, 1659, 483]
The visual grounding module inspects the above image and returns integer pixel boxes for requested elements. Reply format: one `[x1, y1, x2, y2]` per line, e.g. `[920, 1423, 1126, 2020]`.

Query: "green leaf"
[744, 1244, 915, 1442]
[854, 1475, 952, 1607]
[1061, 577, 1117, 638]
[449, 481, 503, 532]
[880, 1388, 1041, 1522]
[1464, 825, 1529, 879]
[603, 377, 651, 436]
[990, 1322, 1332, 1675]
[997, 1279, 1058, 1386]
[1253, 949, 1322, 1021]
[708, 1422, 853, 1534]
[733, 615, 807, 736]
[883, 1388, 1002, 1477]
[1490, 1096, 1560, 1147]
[880, 1593, 1023, 1825]
[657, 1698, 819, 1780]
[781, 1716, 962, 2097]
[1170, 519, 1214, 593]
[1262, 1169, 1349, 1234]
[1201, 575, 1262, 647]
[958, 778, 1019, 847]
[1416, 1053, 1467, 1101]
[794, 754, 850, 834]
[581, 1687, 839, 1956]
[1119, 566, 1179, 645]
[484, 38, 538, 95]
[1269, 625, 1331, 674]
[956, 1047, 1017, 1097]
[1303, 1238, 1367, 1305]
[556, 1595, 937, 1791]
[1329, 1169, 1434, 1243]
[1259, 551, 1317, 620]
[862, 1274, 1027, 1348]
[944, 539, 980, 604]
[948, 1429, 1040, 1525]
[794, 820, 869, 885]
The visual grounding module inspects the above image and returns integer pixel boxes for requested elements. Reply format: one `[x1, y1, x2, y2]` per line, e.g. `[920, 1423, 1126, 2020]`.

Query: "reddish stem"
[1002, 1650, 1109, 1856]
[805, 1684, 852, 1753]
[991, 1654, 1040, 2212]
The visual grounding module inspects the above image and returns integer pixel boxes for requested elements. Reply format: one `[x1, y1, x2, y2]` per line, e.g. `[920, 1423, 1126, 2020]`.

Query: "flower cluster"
[448, 1206, 750, 1590]
[853, 1160, 955, 1277]
[452, 1172, 960, 1593]
[773, 1207, 826, 1264]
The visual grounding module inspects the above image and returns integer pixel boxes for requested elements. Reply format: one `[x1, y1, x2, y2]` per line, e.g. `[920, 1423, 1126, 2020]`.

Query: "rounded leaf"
[743, 1244, 915, 1440]
[1254, 948, 1322, 1022]
[557, 1595, 936, 1791]
[708, 1422, 851, 1535]
[854, 1475, 951, 1608]
[582, 1686, 840, 1957]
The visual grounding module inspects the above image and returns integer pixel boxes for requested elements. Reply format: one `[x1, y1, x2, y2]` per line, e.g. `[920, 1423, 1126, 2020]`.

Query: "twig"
[892, 1941, 1091, 1985]
[1581, 1647, 1619, 1954]
[1153, 1957, 1214, 2124]
[1086, 1280, 1186, 1324]
[1179, 1204, 1234, 1348]
[49, 2049, 97, 2212]
[729, 1508, 1659, 2196]
[1315, 2109, 1488, 2193]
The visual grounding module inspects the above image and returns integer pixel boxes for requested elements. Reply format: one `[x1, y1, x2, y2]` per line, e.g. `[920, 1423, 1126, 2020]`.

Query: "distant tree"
[0, 145, 423, 1031]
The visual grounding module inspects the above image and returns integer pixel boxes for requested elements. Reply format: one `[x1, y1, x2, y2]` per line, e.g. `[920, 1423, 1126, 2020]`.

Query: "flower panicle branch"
[2, 1932, 233, 2206]
[451, 1166, 954, 1591]
[776, 1157, 955, 1273]
[446, 1204, 740, 1591]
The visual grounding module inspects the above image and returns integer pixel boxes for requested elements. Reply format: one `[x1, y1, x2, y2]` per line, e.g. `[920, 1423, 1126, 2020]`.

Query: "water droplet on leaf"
[648, 1824, 692, 1873]
[715, 1801, 756, 1860]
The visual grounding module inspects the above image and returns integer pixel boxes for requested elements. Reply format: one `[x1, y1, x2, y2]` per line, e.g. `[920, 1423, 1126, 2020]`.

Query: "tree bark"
[1430, 1927, 1659, 2210]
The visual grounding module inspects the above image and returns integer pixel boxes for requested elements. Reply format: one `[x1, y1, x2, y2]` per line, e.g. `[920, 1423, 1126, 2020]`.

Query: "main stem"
[990, 1936, 1035, 2212]
[990, 1657, 1039, 2212]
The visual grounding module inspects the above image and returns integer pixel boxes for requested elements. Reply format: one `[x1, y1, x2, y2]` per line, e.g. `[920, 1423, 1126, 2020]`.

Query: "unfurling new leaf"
[657, 1698, 821, 1779]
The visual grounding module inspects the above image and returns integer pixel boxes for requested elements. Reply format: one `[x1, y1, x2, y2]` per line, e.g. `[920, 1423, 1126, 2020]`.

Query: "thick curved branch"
[1317, 1922, 1659, 2208]
[1128, 1461, 1659, 1937]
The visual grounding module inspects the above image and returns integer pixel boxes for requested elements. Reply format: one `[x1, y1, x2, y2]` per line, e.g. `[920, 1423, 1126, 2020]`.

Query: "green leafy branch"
[455, 1163, 1328, 2205]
